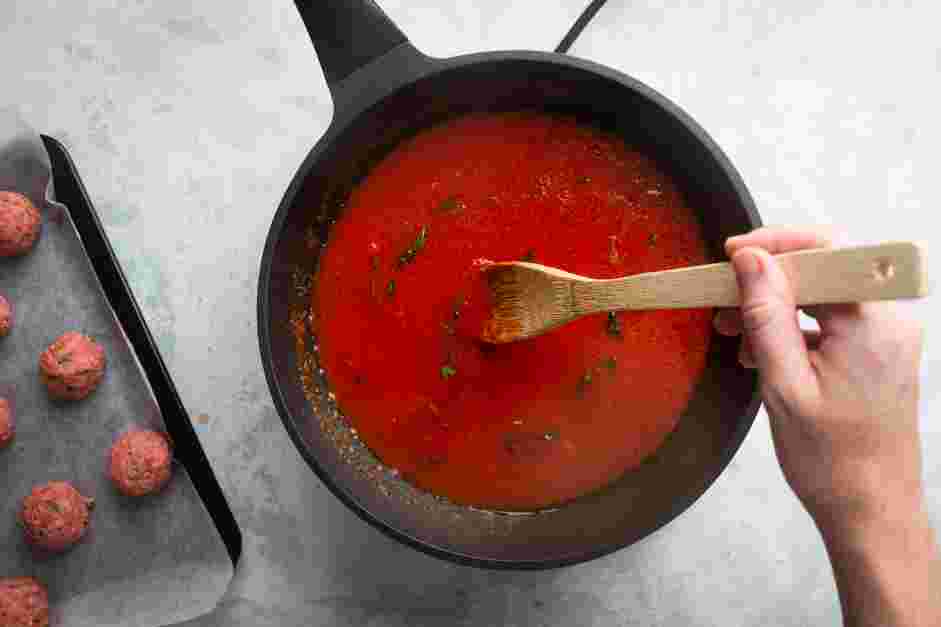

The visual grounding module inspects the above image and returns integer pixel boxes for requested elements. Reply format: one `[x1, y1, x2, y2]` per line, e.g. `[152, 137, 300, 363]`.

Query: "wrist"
[803, 469, 929, 550]
[815, 503, 941, 626]
[814, 498, 936, 561]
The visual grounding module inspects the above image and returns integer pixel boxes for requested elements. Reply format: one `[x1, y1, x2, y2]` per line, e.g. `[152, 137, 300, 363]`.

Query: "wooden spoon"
[481, 242, 928, 344]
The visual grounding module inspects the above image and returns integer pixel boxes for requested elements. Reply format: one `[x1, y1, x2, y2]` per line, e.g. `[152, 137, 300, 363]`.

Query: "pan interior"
[263, 57, 759, 566]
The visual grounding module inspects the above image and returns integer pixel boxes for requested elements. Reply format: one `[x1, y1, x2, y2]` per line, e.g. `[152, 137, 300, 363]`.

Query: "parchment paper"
[0, 109, 233, 627]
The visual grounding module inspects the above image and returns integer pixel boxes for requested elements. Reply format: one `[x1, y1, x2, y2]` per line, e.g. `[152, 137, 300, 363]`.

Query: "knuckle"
[761, 379, 813, 417]
[741, 299, 779, 334]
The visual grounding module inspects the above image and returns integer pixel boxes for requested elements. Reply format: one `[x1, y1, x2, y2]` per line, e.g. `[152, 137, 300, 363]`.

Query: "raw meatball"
[20, 481, 93, 552]
[0, 397, 13, 448]
[39, 332, 106, 401]
[109, 430, 173, 496]
[0, 191, 41, 257]
[0, 577, 49, 627]
[0, 293, 11, 336]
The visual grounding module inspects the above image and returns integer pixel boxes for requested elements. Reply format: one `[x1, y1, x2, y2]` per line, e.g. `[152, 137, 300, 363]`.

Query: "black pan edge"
[258, 49, 762, 569]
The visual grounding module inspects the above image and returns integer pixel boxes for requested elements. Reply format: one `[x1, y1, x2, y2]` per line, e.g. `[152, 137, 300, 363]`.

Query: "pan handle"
[295, 0, 413, 94]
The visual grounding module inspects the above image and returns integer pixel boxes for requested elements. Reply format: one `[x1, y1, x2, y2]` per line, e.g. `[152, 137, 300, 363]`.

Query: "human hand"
[714, 227, 927, 536]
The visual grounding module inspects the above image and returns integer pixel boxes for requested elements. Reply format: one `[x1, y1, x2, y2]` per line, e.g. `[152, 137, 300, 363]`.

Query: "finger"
[740, 331, 820, 369]
[725, 226, 838, 257]
[802, 303, 863, 337]
[739, 336, 756, 368]
[714, 309, 743, 336]
[731, 247, 816, 389]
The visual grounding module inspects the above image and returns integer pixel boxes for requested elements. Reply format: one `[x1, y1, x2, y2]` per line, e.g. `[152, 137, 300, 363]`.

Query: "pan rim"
[257, 49, 763, 569]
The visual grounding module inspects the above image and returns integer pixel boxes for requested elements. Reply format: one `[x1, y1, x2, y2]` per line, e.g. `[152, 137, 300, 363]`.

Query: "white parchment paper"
[0, 109, 234, 627]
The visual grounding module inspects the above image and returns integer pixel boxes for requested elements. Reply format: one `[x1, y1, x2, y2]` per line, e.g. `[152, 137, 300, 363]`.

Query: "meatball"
[20, 481, 93, 552]
[0, 191, 41, 257]
[109, 430, 173, 496]
[0, 577, 49, 627]
[39, 332, 106, 401]
[0, 293, 11, 337]
[0, 397, 13, 448]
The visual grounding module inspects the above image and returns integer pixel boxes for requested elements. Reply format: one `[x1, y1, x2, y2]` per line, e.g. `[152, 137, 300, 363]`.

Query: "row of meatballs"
[1, 191, 174, 627]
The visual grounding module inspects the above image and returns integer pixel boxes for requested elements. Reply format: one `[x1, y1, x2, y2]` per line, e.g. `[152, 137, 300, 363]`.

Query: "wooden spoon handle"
[595, 242, 928, 310]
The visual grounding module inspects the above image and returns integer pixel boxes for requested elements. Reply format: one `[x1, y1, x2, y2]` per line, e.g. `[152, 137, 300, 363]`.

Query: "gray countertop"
[3, 1, 939, 625]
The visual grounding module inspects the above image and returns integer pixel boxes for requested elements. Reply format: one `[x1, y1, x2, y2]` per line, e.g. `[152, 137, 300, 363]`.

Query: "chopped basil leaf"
[436, 195, 465, 214]
[605, 356, 617, 371]
[386, 279, 396, 296]
[576, 371, 593, 397]
[440, 365, 457, 379]
[398, 225, 428, 267]
[606, 311, 623, 338]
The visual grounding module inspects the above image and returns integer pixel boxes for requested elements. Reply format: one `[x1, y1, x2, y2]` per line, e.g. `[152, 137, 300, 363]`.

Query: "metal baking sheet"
[0, 109, 234, 627]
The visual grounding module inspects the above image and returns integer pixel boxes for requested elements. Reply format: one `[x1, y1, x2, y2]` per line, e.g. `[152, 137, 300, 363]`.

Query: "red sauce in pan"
[314, 112, 712, 510]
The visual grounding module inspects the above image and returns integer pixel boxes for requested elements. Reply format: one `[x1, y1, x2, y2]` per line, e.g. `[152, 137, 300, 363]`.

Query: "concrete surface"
[2, 1, 939, 625]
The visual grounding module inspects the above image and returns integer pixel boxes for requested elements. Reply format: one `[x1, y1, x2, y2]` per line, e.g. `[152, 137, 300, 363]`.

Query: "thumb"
[732, 247, 813, 388]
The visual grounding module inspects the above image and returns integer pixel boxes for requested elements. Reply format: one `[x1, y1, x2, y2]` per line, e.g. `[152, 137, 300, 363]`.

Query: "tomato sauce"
[314, 112, 713, 510]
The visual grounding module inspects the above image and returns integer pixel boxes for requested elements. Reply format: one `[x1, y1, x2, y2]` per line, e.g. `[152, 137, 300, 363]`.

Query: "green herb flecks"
[606, 311, 623, 338]
[576, 371, 593, 398]
[386, 279, 396, 297]
[605, 356, 617, 371]
[398, 225, 428, 267]
[435, 195, 466, 214]
[440, 365, 457, 380]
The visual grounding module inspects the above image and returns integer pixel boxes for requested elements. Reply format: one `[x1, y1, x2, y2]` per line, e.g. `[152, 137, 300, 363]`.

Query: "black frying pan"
[258, 0, 762, 569]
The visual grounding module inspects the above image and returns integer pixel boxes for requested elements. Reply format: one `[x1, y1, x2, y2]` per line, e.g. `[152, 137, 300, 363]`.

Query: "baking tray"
[40, 136, 242, 564]
[0, 118, 242, 627]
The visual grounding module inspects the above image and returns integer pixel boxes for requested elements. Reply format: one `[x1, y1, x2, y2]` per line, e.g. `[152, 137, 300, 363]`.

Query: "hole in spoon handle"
[872, 258, 894, 281]
[780, 242, 928, 305]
